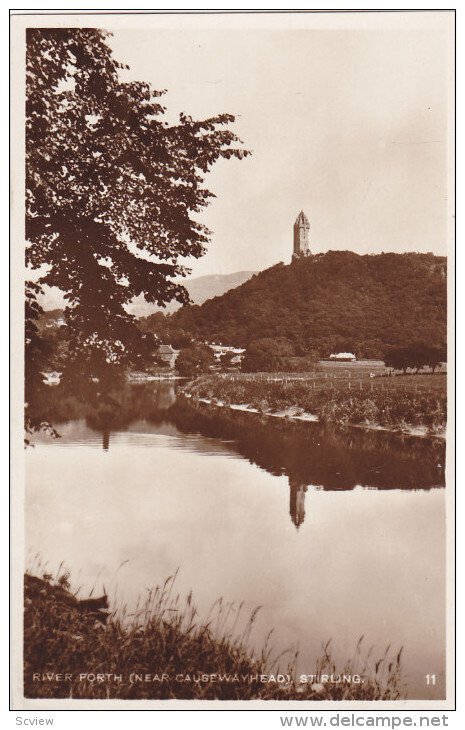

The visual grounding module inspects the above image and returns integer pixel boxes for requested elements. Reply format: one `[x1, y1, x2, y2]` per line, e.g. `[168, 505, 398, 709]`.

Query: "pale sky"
[102, 12, 453, 278]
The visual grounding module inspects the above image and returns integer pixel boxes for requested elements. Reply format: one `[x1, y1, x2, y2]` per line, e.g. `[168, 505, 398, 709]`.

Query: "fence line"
[218, 371, 445, 384]
[217, 373, 438, 394]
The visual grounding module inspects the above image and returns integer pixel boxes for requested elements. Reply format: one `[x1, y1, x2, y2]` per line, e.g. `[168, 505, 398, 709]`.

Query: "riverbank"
[24, 572, 404, 701]
[181, 375, 446, 438]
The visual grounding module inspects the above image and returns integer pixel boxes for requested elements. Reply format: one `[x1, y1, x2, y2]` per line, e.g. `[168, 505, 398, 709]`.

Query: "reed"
[24, 569, 405, 701]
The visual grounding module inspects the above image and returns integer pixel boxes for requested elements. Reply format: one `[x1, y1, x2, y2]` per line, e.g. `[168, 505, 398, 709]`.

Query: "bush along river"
[26, 381, 446, 700]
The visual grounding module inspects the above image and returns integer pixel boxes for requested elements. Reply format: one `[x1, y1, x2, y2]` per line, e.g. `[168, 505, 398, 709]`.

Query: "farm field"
[219, 368, 446, 395]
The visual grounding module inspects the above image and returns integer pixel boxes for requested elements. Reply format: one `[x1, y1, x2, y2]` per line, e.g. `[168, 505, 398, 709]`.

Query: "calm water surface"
[26, 383, 446, 699]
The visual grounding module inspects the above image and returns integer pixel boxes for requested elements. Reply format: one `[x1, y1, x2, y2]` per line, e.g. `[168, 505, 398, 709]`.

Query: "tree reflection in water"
[28, 381, 445, 528]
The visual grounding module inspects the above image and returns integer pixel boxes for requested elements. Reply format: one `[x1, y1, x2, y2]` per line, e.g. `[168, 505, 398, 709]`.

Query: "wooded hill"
[172, 252, 447, 359]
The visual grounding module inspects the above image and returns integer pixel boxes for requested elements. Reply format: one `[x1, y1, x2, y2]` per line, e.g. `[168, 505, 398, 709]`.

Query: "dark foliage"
[26, 28, 249, 387]
[139, 310, 193, 349]
[173, 252, 446, 359]
[241, 337, 295, 372]
[176, 344, 215, 376]
[384, 344, 446, 373]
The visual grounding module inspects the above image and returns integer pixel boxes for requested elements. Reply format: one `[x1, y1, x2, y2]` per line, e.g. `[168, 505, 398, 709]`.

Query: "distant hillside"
[127, 270, 257, 317]
[38, 271, 257, 317]
[186, 271, 257, 305]
[173, 252, 447, 359]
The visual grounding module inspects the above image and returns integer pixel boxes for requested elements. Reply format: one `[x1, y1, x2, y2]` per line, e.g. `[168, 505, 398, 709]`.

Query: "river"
[26, 381, 446, 699]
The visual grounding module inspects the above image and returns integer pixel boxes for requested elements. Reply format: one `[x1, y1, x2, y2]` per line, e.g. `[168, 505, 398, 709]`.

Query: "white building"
[329, 352, 356, 362]
[210, 344, 245, 363]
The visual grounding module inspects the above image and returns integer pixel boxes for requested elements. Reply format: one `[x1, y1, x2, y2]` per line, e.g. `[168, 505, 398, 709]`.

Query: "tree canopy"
[26, 28, 249, 385]
[175, 344, 215, 376]
[173, 251, 447, 359]
[384, 344, 446, 373]
[241, 337, 295, 372]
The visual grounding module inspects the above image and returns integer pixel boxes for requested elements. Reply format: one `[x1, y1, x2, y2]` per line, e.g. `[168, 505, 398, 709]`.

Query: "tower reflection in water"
[289, 478, 308, 529]
[29, 381, 446, 532]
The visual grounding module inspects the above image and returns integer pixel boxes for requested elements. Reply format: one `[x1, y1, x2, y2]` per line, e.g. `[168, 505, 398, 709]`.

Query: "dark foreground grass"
[25, 572, 405, 701]
[183, 375, 446, 434]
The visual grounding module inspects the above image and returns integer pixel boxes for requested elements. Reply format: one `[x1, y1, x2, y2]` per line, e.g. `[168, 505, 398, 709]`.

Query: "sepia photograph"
[10, 10, 454, 710]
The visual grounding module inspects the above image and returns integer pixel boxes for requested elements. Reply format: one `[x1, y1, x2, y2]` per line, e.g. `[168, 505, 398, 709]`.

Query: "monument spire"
[293, 210, 311, 259]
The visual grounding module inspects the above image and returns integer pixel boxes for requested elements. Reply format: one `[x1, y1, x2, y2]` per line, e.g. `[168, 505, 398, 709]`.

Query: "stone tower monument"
[293, 210, 311, 259]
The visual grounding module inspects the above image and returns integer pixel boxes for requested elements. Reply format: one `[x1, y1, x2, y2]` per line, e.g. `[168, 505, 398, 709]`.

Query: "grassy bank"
[24, 572, 404, 701]
[181, 374, 446, 435]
